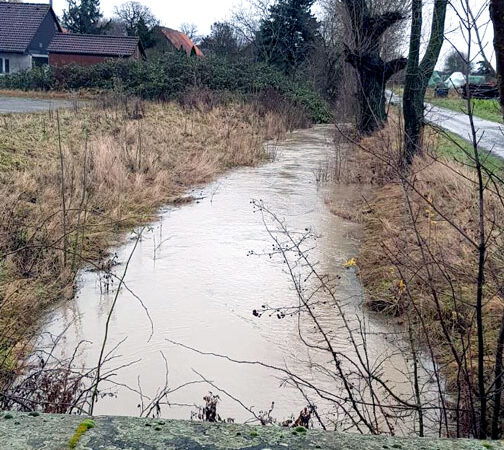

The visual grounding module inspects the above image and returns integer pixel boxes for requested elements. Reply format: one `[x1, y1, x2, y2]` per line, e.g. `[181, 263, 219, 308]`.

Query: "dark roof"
[0, 2, 59, 53]
[159, 28, 203, 56]
[48, 33, 141, 57]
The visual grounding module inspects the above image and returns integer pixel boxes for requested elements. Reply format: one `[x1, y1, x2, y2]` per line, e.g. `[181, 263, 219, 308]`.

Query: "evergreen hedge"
[0, 53, 332, 123]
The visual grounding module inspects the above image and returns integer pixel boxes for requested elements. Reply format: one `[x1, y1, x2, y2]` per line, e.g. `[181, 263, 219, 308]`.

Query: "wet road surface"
[386, 89, 504, 157]
[0, 95, 78, 114]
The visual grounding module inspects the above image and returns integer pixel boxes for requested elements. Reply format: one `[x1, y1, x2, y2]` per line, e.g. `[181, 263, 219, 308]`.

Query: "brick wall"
[49, 53, 119, 67]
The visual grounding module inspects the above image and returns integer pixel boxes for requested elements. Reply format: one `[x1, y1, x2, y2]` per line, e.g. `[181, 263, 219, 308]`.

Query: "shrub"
[0, 53, 332, 123]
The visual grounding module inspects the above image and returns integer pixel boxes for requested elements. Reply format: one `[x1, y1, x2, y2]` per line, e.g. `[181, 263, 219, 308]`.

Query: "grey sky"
[51, 0, 241, 35]
[49, 0, 495, 68]
[441, 0, 495, 68]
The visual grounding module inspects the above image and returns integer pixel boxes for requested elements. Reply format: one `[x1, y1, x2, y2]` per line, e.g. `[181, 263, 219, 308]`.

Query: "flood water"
[41, 126, 417, 428]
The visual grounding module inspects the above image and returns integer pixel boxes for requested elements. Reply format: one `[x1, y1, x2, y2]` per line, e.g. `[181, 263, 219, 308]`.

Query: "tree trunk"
[402, 0, 448, 164]
[490, 0, 504, 120]
[403, 0, 424, 164]
[356, 60, 387, 134]
[346, 52, 406, 134]
[343, 0, 407, 135]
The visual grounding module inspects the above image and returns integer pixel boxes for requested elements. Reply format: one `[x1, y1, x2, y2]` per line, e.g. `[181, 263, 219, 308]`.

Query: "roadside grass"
[426, 95, 503, 124]
[433, 128, 504, 173]
[0, 95, 291, 390]
[387, 84, 503, 124]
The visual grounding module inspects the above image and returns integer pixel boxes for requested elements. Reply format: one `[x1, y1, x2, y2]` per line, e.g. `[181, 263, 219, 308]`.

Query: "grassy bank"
[436, 130, 504, 172]
[0, 94, 292, 387]
[426, 92, 503, 124]
[329, 116, 504, 432]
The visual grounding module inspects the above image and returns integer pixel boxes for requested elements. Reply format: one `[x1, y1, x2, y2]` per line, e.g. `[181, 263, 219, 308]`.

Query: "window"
[0, 58, 3, 74]
[32, 56, 48, 68]
[4, 59, 9, 74]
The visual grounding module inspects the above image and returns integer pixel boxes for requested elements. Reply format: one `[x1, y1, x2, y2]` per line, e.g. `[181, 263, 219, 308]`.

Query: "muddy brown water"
[41, 125, 417, 428]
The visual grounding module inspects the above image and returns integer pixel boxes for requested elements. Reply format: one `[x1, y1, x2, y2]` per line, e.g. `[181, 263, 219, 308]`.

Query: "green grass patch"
[428, 97, 503, 124]
[435, 130, 504, 173]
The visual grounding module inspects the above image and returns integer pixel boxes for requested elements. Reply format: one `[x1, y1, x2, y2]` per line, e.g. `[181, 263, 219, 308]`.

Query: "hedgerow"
[0, 53, 332, 123]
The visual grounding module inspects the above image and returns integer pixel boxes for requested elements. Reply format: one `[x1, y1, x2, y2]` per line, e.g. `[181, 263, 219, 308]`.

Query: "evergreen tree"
[474, 60, 495, 77]
[135, 17, 155, 49]
[62, 0, 108, 35]
[258, 0, 320, 74]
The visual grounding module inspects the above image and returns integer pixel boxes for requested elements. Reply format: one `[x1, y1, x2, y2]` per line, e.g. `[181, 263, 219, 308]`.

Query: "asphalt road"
[386, 90, 504, 158]
[425, 104, 504, 158]
[0, 96, 77, 114]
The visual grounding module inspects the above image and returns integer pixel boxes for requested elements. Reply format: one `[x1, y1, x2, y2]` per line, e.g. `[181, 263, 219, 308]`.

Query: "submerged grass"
[0, 94, 291, 388]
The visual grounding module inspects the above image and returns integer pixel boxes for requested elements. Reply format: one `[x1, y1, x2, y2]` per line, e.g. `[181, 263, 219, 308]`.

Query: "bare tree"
[114, 1, 158, 47]
[444, 49, 473, 74]
[231, 0, 273, 48]
[180, 23, 200, 43]
[467, 1, 496, 78]
[114, 1, 158, 34]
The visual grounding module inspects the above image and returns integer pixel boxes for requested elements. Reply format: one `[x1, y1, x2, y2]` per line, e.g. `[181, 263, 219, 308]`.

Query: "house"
[48, 33, 145, 67]
[0, 1, 143, 73]
[0, 2, 62, 74]
[155, 27, 203, 56]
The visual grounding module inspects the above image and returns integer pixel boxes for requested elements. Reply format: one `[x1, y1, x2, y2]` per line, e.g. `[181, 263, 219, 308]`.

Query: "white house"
[0, 2, 61, 74]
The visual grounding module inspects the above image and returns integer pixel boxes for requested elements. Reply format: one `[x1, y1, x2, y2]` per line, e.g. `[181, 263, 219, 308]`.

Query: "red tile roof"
[48, 33, 141, 57]
[159, 28, 203, 56]
[0, 2, 60, 53]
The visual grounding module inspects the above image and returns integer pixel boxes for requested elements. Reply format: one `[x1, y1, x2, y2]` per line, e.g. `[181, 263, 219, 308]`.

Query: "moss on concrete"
[68, 419, 95, 448]
[1, 412, 503, 449]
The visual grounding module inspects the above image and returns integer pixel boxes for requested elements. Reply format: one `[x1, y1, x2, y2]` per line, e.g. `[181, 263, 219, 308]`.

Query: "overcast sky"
[441, 0, 495, 68]
[51, 0, 240, 34]
[48, 0, 495, 68]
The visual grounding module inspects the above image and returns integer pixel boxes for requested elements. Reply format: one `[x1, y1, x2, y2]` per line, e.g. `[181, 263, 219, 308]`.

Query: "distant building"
[0, 2, 61, 74]
[0, 1, 144, 74]
[48, 33, 145, 67]
[155, 27, 203, 56]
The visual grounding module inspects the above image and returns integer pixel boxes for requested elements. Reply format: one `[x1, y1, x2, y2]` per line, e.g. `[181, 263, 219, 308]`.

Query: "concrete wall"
[0, 412, 501, 450]
[0, 53, 31, 74]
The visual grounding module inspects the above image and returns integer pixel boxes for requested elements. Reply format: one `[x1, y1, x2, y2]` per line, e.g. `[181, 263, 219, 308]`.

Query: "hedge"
[0, 53, 332, 124]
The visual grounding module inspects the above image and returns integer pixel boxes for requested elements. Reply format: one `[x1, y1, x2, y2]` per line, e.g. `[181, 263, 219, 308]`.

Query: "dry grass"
[0, 96, 289, 383]
[329, 115, 504, 392]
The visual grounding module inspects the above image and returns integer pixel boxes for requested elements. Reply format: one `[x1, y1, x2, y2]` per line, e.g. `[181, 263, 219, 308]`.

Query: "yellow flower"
[344, 257, 357, 268]
[397, 279, 406, 293]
